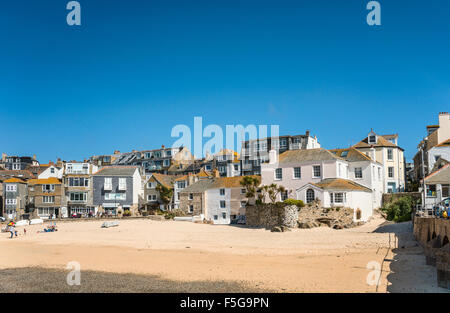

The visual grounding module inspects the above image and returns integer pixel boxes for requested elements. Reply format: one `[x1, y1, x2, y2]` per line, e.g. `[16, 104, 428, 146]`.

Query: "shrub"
[381, 196, 416, 222]
[123, 209, 131, 217]
[283, 199, 305, 208]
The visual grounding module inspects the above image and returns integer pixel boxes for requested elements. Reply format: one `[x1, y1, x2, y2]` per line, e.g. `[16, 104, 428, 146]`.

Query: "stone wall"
[245, 204, 298, 229]
[413, 217, 450, 289]
[382, 192, 421, 206]
[297, 206, 355, 229]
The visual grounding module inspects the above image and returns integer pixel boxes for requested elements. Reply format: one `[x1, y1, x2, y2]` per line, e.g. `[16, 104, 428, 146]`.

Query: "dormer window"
[368, 135, 377, 144]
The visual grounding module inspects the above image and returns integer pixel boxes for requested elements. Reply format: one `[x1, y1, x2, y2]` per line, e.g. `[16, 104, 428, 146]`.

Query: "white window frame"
[275, 168, 282, 180]
[118, 178, 127, 191]
[355, 167, 363, 179]
[104, 178, 112, 190]
[220, 200, 226, 208]
[219, 188, 225, 196]
[293, 167, 301, 179]
[312, 165, 321, 178]
[6, 184, 16, 192]
[387, 149, 393, 160]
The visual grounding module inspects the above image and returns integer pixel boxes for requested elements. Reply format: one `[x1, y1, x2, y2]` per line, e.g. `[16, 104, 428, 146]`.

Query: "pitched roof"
[353, 132, 403, 150]
[151, 173, 176, 189]
[0, 170, 35, 179]
[27, 177, 62, 185]
[174, 175, 188, 182]
[278, 148, 343, 164]
[424, 163, 450, 184]
[313, 178, 372, 192]
[180, 176, 256, 193]
[329, 147, 372, 162]
[93, 166, 139, 176]
[3, 178, 27, 184]
[436, 138, 450, 147]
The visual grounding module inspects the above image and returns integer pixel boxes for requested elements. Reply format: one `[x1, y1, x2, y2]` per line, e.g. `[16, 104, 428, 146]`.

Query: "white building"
[261, 148, 382, 222]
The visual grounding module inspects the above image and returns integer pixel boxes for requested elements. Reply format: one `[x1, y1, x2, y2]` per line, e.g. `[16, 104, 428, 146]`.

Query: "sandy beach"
[0, 217, 446, 293]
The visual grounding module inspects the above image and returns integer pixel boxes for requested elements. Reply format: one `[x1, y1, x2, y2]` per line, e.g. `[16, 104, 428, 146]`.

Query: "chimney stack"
[269, 150, 278, 164]
[305, 130, 310, 137]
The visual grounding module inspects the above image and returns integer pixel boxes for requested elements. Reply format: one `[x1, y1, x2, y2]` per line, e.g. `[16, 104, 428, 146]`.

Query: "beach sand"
[0, 217, 445, 293]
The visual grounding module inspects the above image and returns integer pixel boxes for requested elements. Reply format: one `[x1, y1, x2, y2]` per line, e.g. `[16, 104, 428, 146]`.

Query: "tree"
[265, 184, 286, 204]
[240, 176, 261, 204]
[156, 184, 174, 211]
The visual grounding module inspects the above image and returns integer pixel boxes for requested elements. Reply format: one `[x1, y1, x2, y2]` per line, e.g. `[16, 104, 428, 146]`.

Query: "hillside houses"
[0, 126, 420, 224]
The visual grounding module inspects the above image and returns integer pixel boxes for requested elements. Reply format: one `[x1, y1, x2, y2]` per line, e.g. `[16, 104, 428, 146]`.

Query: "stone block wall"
[246, 204, 298, 229]
[413, 217, 450, 289]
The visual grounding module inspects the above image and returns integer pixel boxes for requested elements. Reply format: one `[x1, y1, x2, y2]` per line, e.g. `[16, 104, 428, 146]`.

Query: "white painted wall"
[428, 146, 450, 171]
[38, 166, 63, 179]
[205, 188, 231, 224]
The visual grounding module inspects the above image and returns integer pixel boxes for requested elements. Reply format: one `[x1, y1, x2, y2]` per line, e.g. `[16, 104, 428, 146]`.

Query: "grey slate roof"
[93, 166, 139, 176]
[180, 178, 217, 193]
[278, 148, 343, 164]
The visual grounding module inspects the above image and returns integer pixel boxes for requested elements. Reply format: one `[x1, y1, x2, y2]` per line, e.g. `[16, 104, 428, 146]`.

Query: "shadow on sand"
[0, 267, 272, 293]
[372, 221, 448, 293]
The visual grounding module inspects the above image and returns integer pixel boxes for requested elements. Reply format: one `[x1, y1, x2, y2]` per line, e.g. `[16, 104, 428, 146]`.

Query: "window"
[442, 185, 449, 197]
[42, 184, 55, 192]
[118, 178, 127, 190]
[6, 199, 17, 205]
[388, 167, 394, 178]
[306, 189, 315, 203]
[294, 167, 301, 179]
[50, 168, 55, 174]
[241, 188, 246, 194]
[163, 159, 170, 167]
[426, 185, 436, 197]
[13, 164, 20, 170]
[214, 215, 218, 220]
[368, 135, 376, 144]
[234, 164, 239, 171]
[68, 177, 89, 187]
[387, 149, 393, 160]
[43, 196, 55, 203]
[281, 191, 288, 201]
[205, 165, 212, 171]
[147, 195, 157, 201]
[147, 182, 155, 188]
[222, 212, 227, 219]
[355, 167, 363, 179]
[105, 193, 126, 200]
[5, 184, 16, 192]
[435, 155, 441, 161]
[189, 193, 194, 200]
[275, 168, 282, 180]
[166, 150, 172, 156]
[220, 200, 226, 208]
[70, 192, 86, 202]
[341, 150, 348, 157]
[280, 138, 287, 148]
[313, 166, 321, 178]
[220, 188, 225, 196]
[189, 205, 194, 213]
[104, 178, 112, 190]
[332, 193, 345, 203]
[177, 181, 186, 189]
[240, 201, 246, 208]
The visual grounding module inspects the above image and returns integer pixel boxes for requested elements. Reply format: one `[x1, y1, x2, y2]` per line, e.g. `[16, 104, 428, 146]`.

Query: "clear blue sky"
[1, 0, 449, 162]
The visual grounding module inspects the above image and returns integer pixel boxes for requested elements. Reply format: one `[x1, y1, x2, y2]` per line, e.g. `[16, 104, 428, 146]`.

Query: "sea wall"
[413, 217, 450, 289]
[245, 204, 298, 229]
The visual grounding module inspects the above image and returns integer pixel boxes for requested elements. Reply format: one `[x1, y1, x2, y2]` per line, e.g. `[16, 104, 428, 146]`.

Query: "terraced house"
[27, 177, 63, 219]
[179, 176, 249, 224]
[92, 166, 143, 216]
[353, 130, 406, 193]
[63, 162, 98, 217]
[2, 178, 28, 219]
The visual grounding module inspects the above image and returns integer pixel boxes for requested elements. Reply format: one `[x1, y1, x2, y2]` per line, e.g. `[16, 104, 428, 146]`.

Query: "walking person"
[9, 225, 15, 239]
